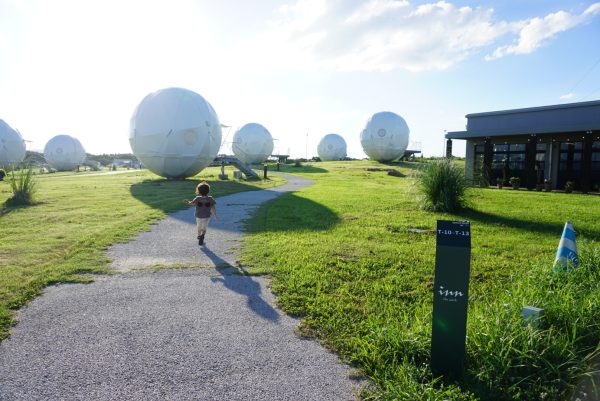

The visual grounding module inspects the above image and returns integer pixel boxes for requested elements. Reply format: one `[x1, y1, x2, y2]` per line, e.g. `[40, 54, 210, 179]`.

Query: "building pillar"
[525, 134, 537, 189]
[582, 133, 593, 193]
[464, 140, 475, 183]
[550, 141, 559, 189]
[483, 137, 493, 184]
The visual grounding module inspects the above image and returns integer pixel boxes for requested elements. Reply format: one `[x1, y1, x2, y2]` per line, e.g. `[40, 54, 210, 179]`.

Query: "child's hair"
[196, 181, 210, 196]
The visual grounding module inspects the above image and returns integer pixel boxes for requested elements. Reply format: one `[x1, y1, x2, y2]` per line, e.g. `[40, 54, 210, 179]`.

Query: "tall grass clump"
[5, 166, 37, 206]
[417, 159, 468, 212]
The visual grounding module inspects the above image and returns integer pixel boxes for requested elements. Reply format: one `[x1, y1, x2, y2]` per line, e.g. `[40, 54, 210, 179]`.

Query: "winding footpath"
[0, 174, 361, 401]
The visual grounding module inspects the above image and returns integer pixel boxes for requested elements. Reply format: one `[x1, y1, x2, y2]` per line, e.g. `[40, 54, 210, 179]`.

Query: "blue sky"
[1, 0, 599, 158]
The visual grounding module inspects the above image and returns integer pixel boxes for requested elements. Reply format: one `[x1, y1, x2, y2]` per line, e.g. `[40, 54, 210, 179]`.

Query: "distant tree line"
[85, 153, 139, 166]
[22, 151, 138, 167]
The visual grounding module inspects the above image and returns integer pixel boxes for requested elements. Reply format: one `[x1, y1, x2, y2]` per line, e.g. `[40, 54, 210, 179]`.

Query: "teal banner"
[431, 220, 471, 379]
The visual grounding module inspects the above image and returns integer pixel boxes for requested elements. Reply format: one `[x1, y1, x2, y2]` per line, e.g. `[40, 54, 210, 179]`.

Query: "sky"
[1, 0, 599, 159]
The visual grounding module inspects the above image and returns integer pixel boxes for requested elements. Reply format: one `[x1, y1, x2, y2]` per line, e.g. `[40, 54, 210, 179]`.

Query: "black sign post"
[431, 220, 471, 379]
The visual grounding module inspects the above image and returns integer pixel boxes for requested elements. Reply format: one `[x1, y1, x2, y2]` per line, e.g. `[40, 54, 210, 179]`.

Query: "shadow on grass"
[0, 201, 43, 218]
[0, 207, 13, 218]
[460, 208, 570, 238]
[273, 164, 328, 174]
[380, 161, 424, 172]
[129, 178, 269, 214]
[246, 192, 340, 233]
[202, 246, 279, 322]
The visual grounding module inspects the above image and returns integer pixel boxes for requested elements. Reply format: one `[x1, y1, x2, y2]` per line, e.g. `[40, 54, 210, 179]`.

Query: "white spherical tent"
[130, 87, 222, 179]
[44, 135, 86, 171]
[0, 119, 26, 167]
[232, 123, 274, 165]
[317, 133, 347, 161]
[360, 111, 410, 162]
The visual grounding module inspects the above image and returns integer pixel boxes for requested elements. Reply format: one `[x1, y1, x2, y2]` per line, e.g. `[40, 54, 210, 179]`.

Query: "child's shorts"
[196, 217, 210, 234]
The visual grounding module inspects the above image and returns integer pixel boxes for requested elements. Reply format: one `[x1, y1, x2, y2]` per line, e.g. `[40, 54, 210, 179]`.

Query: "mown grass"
[243, 160, 600, 400]
[0, 166, 283, 341]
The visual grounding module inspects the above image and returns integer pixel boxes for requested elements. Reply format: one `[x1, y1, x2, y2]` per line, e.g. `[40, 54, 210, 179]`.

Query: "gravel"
[0, 174, 362, 400]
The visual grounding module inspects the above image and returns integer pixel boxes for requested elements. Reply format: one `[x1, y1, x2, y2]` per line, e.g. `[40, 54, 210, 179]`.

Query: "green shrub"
[417, 159, 468, 212]
[5, 166, 37, 206]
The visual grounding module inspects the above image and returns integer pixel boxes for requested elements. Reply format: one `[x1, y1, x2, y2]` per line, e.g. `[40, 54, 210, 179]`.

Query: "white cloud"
[486, 4, 600, 60]
[257, 0, 600, 72]
[346, 0, 409, 24]
[560, 93, 575, 100]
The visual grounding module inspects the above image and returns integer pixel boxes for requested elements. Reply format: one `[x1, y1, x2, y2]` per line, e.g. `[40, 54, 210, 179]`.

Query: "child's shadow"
[202, 247, 279, 322]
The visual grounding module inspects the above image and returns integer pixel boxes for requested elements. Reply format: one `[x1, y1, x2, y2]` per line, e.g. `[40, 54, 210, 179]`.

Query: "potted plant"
[496, 177, 504, 189]
[509, 176, 520, 189]
[544, 179, 552, 192]
[565, 181, 574, 193]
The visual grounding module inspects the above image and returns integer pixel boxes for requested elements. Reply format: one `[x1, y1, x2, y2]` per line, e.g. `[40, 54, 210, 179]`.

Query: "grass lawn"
[242, 160, 600, 400]
[0, 166, 284, 341]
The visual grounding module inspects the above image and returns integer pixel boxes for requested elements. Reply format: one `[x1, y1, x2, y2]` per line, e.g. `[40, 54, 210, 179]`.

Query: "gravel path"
[0, 174, 362, 401]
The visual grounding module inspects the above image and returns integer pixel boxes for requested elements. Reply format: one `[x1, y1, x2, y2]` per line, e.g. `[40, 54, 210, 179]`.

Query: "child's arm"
[211, 205, 218, 220]
[183, 198, 195, 205]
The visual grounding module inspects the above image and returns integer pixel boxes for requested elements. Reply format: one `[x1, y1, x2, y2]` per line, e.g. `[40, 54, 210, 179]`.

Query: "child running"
[184, 181, 218, 245]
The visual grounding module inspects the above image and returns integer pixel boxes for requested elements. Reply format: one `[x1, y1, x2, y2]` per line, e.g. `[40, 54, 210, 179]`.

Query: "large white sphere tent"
[0, 119, 26, 167]
[44, 135, 86, 171]
[360, 111, 410, 162]
[232, 123, 274, 165]
[130, 87, 222, 179]
[317, 133, 347, 161]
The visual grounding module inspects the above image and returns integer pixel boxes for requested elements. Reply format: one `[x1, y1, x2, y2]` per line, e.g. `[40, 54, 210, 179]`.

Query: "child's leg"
[196, 218, 209, 244]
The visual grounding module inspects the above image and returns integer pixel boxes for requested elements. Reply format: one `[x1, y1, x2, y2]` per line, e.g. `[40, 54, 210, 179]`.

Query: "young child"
[184, 181, 218, 245]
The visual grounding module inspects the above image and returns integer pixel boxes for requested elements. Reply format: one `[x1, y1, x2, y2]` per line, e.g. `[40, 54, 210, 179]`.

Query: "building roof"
[446, 100, 600, 139]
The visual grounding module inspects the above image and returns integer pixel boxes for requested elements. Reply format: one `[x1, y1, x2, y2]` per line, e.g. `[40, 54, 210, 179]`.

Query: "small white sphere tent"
[44, 135, 86, 171]
[317, 133, 347, 161]
[0, 119, 26, 167]
[360, 111, 410, 162]
[130, 87, 222, 179]
[232, 123, 274, 165]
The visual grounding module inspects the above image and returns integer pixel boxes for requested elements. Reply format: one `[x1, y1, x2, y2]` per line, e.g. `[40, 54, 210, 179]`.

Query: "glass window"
[509, 154, 524, 162]
[560, 153, 568, 161]
[592, 141, 600, 150]
[535, 153, 545, 162]
[509, 162, 525, 170]
[510, 144, 526, 151]
[593, 162, 600, 172]
[574, 141, 583, 150]
[573, 162, 582, 171]
[560, 162, 568, 171]
[573, 153, 582, 161]
[592, 153, 600, 162]
[560, 143, 570, 150]
[474, 144, 484, 152]
[536, 143, 547, 151]
[494, 144, 508, 152]
[493, 154, 507, 162]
